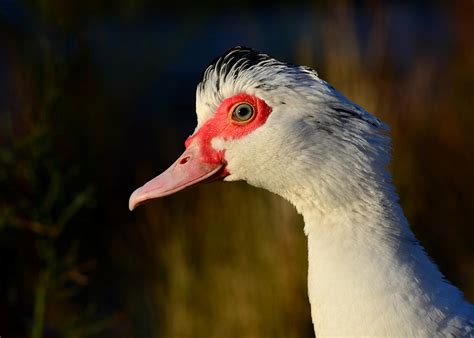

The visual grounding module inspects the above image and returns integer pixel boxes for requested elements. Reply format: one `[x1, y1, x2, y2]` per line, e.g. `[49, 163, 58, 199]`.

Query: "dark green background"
[1, 1, 473, 337]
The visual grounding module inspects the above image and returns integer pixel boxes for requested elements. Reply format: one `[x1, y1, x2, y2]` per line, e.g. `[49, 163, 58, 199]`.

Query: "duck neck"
[301, 189, 466, 337]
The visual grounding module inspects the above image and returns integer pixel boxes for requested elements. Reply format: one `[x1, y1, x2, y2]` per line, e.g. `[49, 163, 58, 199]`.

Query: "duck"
[129, 46, 474, 337]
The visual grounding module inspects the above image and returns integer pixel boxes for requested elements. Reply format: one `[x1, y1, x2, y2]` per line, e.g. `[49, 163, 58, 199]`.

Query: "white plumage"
[130, 47, 474, 337]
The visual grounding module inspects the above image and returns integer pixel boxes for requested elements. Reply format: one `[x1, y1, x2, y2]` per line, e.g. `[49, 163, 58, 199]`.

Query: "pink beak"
[129, 143, 225, 210]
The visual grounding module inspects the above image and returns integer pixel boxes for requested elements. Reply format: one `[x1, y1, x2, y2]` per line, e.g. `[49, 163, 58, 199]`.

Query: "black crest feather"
[205, 46, 271, 78]
[199, 46, 282, 93]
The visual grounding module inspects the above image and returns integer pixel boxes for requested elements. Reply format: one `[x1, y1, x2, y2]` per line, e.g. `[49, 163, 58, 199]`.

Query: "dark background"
[0, 1, 473, 337]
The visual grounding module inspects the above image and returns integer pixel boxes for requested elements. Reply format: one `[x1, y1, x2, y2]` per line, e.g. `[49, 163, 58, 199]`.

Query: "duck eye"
[231, 103, 255, 123]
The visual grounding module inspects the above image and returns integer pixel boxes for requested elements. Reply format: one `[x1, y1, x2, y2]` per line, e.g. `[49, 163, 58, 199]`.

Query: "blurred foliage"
[0, 1, 473, 337]
[0, 21, 113, 337]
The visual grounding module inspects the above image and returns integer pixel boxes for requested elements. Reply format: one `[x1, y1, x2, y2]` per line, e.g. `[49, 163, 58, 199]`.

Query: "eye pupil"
[237, 106, 250, 118]
[232, 103, 254, 122]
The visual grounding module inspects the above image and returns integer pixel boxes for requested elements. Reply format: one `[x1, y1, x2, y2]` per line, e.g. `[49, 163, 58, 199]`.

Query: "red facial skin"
[185, 93, 273, 165]
[128, 93, 272, 210]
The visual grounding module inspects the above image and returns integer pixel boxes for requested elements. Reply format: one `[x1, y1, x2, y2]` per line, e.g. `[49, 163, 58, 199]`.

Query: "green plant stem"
[31, 269, 50, 338]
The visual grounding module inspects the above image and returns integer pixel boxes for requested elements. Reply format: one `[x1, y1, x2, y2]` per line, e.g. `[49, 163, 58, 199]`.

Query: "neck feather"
[300, 181, 472, 336]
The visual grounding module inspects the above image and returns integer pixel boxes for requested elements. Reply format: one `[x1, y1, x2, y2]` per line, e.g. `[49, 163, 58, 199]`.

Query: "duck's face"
[128, 87, 300, 211]
[129, 47, 314, 210]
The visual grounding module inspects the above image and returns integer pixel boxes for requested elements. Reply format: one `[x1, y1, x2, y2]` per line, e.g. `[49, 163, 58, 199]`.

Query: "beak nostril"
[179, 156, 190, 165]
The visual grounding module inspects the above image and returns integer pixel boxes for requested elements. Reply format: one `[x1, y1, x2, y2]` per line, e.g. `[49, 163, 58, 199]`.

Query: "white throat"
[300, 188, 472, 337]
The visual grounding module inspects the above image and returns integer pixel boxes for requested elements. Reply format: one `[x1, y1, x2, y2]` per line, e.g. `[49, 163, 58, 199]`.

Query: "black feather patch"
[329, 103, 381, 128]
[199, 46, 298, 92]
[204, 46, 271, 80]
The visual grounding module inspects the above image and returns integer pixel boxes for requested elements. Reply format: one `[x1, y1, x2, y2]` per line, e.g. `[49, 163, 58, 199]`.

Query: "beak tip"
[128, 189, 140, 211]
